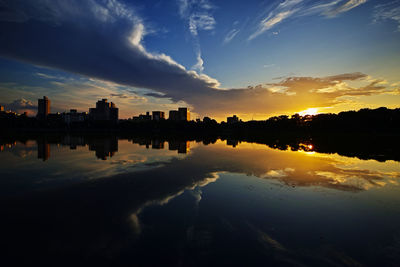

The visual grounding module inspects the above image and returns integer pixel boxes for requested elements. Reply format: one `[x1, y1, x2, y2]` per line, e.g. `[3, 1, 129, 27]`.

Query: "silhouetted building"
[89, 99, 118, 123]
[169, 108, 190, 121]
[227, 115, 239, 124]
[37, 96, 50, 120]
[63, 109, 88, 125]
[152, 111, 165, 121]
[169, 110, 180, 121]
[179, 107, 190, 121]
[132, 111, 151, 122]
[0, 110, 18, 119]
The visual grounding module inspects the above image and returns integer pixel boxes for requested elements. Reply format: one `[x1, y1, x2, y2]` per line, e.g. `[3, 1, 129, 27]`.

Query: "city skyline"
[0, 0, 399, 121]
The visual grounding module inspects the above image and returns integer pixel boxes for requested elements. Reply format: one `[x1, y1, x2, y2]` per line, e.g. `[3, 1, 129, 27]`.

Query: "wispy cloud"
[189, 13, 216, 36]
[373, 1, 400, 31]
[223, 28, 240, 44]
[178, 0, 216, 73]
[249, 0, 368, 40]
[249, 9, 297, 40]
[324, 0, 367, 18]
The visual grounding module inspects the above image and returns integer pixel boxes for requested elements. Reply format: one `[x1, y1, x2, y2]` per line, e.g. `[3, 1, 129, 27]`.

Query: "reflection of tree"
[0, 133, 399, 266]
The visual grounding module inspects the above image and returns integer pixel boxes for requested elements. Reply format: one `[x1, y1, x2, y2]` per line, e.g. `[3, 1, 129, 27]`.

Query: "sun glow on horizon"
[298, 108, 318, 116]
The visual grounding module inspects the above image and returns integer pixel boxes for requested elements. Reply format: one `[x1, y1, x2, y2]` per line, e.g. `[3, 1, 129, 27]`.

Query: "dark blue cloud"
[0, 0, 218, 104]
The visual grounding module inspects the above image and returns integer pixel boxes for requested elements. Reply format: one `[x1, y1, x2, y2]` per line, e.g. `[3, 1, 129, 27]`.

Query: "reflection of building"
[227, 115, 239, 124]
[37, 140, 50, 161]
[63, 109, 88, 125]
[168, 141, 190, 154]
[227, 139, 239, 148]
[152, 111, 165, 121]
[169, 107, 190, 121]
[89, 99, 118, 123]
[88, 136, 118, 160]
[62, 135, 86, 149]
[37, 96, 50, 120]
[152, 139, 164, 149]
[0, 105, 4, 112]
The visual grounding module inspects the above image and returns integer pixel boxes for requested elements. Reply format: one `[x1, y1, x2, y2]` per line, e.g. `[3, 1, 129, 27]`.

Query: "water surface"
[0, 135, 399, 266]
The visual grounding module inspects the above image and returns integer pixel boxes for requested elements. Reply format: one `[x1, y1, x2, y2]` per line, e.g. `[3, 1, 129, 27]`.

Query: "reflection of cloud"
[186, 141, 400, 192]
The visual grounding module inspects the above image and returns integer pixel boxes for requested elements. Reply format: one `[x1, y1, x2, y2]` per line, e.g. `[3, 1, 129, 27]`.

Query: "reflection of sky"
[0, 138, 399, 196]
[1, 138, 400, 265]
[0, 140, 194, 194]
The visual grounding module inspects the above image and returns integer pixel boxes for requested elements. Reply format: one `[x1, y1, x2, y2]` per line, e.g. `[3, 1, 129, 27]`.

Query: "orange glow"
[299, 108, 318, 116]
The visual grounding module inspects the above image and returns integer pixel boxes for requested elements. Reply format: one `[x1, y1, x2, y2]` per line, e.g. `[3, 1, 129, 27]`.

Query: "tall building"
[168, 107, 190, 121]
[37, 96, 50, 120]
[89, 99, 118, 123]
[152, 111, 165, 121]
[169, 110, 180, 121]
[178, 107, 190, 121]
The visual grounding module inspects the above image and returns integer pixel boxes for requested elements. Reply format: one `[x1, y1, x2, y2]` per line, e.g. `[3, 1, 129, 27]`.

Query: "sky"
[0, 0, 399, 121]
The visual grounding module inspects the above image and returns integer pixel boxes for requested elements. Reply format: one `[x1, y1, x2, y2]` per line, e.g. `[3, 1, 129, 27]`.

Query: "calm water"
[1, 135, 400, 266]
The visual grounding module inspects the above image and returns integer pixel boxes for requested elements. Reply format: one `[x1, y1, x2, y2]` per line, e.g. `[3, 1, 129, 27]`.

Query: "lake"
[0, 134, 399, 266]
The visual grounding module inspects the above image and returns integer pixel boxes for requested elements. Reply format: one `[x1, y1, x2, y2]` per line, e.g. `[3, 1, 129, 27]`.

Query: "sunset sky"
[0, 0, 399, 121]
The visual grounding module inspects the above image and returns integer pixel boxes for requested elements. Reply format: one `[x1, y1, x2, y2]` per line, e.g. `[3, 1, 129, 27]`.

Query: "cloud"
[178, 0, 216, 73]
[223, 28, 240, 44]
[373, 1, 400, 31]
[0, 0, 218, 102]
[2, 98, 37, 114]
[189, 13, 216, 36]
[249, 10, 297, 40]
[192, 52, 205, 73]
[324, 0, 367, 17]
[0, 0, 395, 119]
[249, 0, 367, 40]
[110, 93, 146, 101]
[178, 72, 398, 117]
